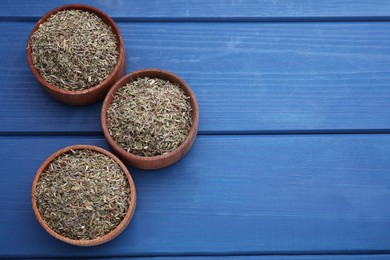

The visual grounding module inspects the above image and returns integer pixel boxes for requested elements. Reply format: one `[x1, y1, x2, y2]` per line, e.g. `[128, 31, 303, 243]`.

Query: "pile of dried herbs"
[107, 77, 192, 157]
[31, 10, 118, 91]
[34, 149, 130, 240]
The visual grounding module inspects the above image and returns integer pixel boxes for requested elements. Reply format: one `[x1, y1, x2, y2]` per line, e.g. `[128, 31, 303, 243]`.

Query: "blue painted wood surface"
[1, 22, 390, 134]
[1, 135, 390, 257]
[1, 0, 390, 21]
[0, 1, 389, 259]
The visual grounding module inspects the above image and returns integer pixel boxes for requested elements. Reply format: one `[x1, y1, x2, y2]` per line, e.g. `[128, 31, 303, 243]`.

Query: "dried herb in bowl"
[107, 77, 193, 157]
[30, 9, 118, 91]
[34, 149, 131, 241]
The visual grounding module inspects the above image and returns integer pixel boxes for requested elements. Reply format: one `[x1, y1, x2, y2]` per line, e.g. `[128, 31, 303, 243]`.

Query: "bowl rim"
[31, 144, 136, 246]
[101, 68, 199, 169]
[26, 4, 125, 96]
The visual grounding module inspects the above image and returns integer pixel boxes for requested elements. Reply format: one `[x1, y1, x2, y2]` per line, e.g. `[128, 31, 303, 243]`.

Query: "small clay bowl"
[31, 145, 136, 246]
[26, 4, 126, 105]
[101, 69, 199, 170]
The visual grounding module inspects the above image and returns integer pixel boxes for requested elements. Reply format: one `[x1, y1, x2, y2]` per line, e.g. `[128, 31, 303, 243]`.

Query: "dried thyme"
[107, 77, 192, 157]
[31, 10, 118, 91]
[34, 149, 130, 240]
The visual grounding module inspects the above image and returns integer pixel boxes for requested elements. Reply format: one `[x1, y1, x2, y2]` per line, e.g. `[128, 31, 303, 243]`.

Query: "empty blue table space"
[0, 1, 389, 259]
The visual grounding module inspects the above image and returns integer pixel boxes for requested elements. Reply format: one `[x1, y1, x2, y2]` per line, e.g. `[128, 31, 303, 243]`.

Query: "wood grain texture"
[1, 22, 390, 134]
[1, 135, 389, 257]
[1, 0, 390, 20]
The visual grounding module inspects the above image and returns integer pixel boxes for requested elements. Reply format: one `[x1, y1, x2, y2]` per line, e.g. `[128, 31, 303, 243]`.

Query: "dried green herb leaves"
[107, 77, 192, 157]
[34, 149, 130, 240]
[31, 10, 118, 91]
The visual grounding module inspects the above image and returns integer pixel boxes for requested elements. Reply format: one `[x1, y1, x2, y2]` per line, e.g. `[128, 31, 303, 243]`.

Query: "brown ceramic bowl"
[31, 145, 136, 246]
[101, 69, 199, 170]
[26, 4, 126, 105]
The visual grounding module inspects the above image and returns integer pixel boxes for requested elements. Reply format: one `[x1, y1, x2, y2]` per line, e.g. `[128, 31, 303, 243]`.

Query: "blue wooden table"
[1, 1, 390, 259]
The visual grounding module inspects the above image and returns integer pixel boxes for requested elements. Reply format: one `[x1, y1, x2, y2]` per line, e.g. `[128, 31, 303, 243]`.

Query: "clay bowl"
[31, 145, 136, 246]
[26, 4, 126, 105]
[101, 69, 199, 170]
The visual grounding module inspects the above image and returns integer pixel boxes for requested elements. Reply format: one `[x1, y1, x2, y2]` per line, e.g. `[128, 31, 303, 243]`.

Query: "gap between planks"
[5, 251, 390, 260]
[1, 16, 390, 23]
[0, 129, 390, 137]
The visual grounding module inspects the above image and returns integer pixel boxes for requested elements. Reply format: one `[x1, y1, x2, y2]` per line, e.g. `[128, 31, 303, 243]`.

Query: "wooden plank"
[1, 0, 390, 20]
[0, 135, 389, 258]
[1, 22, 390, 134]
